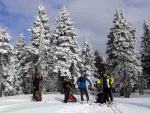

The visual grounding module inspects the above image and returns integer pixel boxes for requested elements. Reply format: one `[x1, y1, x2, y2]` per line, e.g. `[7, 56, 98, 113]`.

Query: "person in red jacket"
[33, 73, 43, 99]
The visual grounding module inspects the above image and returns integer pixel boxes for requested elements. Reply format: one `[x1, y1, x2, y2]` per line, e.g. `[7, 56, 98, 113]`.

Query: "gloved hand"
[78, 86, 80, 89]
[89, 84, 92, 88]
[66, 84, 69, 88]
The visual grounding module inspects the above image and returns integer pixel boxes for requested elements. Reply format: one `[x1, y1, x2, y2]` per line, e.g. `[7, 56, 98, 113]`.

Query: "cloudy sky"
[0, 0, 150, 57]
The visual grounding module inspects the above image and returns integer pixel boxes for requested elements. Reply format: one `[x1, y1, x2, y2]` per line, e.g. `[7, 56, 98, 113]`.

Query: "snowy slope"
[0, 90, 150, 113]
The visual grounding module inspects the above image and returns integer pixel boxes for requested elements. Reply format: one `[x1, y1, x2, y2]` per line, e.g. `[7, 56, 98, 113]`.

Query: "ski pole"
[78, 89, 79, 102]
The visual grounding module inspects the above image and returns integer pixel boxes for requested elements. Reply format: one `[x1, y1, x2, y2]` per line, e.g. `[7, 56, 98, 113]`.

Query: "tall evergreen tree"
[0, 26, 15, 96]
[94, 49, 106, 78]
[28, 4, 52, 66]
[141, 20, 150, 88]
[14, 33, 26, 94]
[23, 45, 38, 94]
[106, 9, 142, 97]
[29, 4, 52, 49]
[82, 39, 98, 84]
[52, 7, 82, 90]
[28, 4, 53, 93]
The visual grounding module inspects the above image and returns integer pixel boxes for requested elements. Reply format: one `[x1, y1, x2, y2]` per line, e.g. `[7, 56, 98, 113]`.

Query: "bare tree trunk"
[141, 76, 144, 95]
[138, 76, 144, 95]
[0, 69, 2, 97]
[30, 69, 34, 94]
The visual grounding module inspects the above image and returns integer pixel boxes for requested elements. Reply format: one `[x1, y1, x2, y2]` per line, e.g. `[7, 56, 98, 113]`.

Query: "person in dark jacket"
[63, 76, 72, 103]
[76, 73, 92, 104]
[33, 73, 43, 99]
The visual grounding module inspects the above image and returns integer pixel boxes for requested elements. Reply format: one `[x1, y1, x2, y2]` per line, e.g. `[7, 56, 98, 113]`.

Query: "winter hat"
[81, 72, 84, 75]
[65, 76, 69, 80]
[102, 70, 107, 74]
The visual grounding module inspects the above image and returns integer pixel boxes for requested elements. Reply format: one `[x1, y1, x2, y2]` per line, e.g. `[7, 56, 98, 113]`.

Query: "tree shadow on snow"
[55, 97, 63, 102]
[119, 101, 150, 109]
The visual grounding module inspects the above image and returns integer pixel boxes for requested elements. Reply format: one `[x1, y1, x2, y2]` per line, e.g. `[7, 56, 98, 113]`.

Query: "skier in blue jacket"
[76, 73, 92, 104]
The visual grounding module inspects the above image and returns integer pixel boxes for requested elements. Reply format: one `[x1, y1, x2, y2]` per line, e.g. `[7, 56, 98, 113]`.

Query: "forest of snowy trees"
[0, 5, 150, 97]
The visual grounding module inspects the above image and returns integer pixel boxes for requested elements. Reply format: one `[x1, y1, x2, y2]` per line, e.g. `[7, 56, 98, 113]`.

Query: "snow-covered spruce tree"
[106, 9, 142, 97]
[94, 49, 106, 78]
[22, 45, 38, 94]
[29, 4, 52, 49]
[52, 7, 82, 91]
[141, 20, 150, 88]
[14, 33, 37, 94]
[28, 4, 52, 93]
[82, 39, 99, 84]
[14, 33, 26, 94]
[0, 26, 15, 96]
[42, 48, 60, 92]
[9, 50, 18, 95]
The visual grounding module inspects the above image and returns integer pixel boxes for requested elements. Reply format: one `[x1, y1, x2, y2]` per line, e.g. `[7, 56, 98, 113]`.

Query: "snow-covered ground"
[0, 90, 150, 113]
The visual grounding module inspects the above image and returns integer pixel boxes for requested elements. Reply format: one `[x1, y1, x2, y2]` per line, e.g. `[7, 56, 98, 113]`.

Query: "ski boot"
[106, 101, 111, 107]
[80, 101, 84, 104]
[87, 101, 91, 105]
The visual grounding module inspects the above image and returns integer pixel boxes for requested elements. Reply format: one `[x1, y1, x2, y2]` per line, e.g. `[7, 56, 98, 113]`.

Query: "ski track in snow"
[55, 102, 126, 113]
[110, 104, 123, 113]
[0, 91, 150, 113]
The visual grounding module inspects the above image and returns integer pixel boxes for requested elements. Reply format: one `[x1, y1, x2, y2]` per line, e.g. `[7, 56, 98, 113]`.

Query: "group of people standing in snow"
[63, 72, 114, 105]
[32, 71, 114, 105]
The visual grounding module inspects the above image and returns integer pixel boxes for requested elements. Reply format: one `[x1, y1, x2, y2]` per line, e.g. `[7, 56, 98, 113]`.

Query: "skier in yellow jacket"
[97, 72, 114, 104]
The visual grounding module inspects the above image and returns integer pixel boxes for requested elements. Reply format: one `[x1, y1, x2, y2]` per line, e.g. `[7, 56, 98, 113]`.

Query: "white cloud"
[0, 0, 150, 57]
[66, 0, 150, 56]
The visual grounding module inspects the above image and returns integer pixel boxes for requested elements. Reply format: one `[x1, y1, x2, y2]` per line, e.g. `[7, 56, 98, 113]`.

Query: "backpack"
[69, 94, 77, 102]
[34, 91, 42, 101]
[96, 92, 106, 104]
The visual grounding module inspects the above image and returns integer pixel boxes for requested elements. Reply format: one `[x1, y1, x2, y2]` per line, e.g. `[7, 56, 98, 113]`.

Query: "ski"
[80, 101, 92, 105]
[31, 99, 42, 102]
[98, 102, 116, 107]
[88, 101, 92, 105]
[107, 104, 111, 107]
[80, 101, 83, 104]
[98, 103, 105, 106]
[61, 100, 67, 103]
